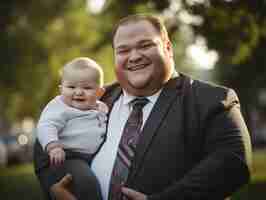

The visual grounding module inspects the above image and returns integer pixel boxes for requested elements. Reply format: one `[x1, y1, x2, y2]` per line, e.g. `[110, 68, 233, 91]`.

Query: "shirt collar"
[121, 89, 162, 106]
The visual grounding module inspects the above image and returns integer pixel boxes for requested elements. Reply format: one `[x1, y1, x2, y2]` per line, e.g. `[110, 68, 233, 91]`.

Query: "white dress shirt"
[91, 90, 161, 200]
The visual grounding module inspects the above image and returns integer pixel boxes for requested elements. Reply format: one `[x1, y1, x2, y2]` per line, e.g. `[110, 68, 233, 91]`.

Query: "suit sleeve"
[149, 88, 252, 200]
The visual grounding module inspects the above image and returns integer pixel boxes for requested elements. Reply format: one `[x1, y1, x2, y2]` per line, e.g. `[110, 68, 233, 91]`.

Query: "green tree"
[6, 0, 263, 132]
[180, 0, 266, 125]
[0, 1, 72, 132]
[0, 0, 175, 130]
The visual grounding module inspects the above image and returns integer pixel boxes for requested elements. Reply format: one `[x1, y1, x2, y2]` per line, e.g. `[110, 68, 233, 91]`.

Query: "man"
[34, 14, 252, 200]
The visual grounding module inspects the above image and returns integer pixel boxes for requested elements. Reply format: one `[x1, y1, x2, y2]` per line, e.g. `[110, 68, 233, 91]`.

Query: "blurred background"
[0, 0, 265, 199]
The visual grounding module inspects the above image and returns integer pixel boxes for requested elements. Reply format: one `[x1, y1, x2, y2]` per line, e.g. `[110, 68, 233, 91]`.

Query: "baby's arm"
[37, 97, 67, 166]
[96, 101, 109, 113]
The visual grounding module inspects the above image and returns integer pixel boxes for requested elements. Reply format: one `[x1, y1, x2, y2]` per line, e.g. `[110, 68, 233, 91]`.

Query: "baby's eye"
[67, 86, 75, 89]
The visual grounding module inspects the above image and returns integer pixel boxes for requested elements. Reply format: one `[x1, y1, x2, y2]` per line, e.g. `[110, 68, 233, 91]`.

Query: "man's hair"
[112, 14, 170, 45]
[61, 57, 104, 86]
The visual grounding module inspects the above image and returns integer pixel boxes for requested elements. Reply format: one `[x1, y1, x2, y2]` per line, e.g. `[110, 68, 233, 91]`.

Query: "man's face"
[113, 20, 174, 96]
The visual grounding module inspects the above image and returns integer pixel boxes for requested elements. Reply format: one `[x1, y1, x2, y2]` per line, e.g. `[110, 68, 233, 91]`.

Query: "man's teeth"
[129, 64, 147, 70]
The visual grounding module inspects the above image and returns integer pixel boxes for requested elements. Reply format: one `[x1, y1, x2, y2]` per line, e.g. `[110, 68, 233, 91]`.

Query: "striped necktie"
[109, 98, 149, 200]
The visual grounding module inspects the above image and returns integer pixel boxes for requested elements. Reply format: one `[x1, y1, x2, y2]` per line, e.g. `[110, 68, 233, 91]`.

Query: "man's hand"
[122, 187, 147, 200]
[50, 174, 77, 200]
[49, 147, 65, 167]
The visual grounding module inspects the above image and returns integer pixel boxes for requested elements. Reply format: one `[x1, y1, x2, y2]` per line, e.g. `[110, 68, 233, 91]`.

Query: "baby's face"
[60, 68, 100, 110]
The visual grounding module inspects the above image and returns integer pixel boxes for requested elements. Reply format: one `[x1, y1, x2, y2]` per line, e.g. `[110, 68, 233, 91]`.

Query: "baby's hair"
[60, 57, 104, 86]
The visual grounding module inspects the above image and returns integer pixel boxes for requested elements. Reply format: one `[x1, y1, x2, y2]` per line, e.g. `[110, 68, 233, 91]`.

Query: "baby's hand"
[97, 101, 109, 113]
[49, 147, 66, 167]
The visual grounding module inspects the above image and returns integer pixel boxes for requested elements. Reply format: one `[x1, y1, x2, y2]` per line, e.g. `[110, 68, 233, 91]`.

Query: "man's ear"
[96, 87, 105, 98]
[165, 40, 173, 58]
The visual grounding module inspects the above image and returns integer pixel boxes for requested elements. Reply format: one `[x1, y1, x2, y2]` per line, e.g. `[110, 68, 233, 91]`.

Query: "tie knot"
[131, 98, 149, 109]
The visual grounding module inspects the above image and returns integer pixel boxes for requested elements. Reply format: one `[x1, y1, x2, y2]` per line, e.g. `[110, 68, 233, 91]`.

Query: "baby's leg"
[37, 163, 70, 200]
[63, 159, 102, 200]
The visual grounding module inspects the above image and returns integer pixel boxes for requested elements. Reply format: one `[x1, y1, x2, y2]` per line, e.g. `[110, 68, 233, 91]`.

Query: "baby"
[36, 57, 107, 200]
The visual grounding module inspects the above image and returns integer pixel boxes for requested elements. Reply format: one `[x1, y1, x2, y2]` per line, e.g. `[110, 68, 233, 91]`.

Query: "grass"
[0, 164, 45, 200]
[232, 149, 266, 200]
[250, 149, 266, 182]
[0, 149, 265, 200]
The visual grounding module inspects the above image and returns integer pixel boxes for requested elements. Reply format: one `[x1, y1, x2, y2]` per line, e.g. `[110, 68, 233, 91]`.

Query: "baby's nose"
[75, 88, 83, 95]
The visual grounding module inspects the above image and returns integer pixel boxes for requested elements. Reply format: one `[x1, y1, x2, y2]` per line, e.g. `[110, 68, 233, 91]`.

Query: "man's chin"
[128, 78, 151, 88]
[125, 83, 159, 96]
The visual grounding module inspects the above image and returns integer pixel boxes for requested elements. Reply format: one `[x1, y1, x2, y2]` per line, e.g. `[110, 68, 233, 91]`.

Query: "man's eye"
[140, 43, 153, 49]
[117, 49, 129, 54]
[67, 86, 75, 89]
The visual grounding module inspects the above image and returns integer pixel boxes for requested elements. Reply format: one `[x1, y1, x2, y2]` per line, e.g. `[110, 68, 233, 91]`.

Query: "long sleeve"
[149, 84, 252, 200]
[37, 96, 67, 150]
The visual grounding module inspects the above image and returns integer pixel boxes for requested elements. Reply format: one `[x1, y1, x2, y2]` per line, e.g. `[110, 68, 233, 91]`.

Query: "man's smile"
[127, 63, 150, 71]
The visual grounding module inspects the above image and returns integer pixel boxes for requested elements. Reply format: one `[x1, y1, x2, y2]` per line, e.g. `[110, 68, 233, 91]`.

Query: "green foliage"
[0, 0, 73, 126]
[0, 164, 45, 200]
[182, 0, 266, 118]
[2, 0, 266, 130]
[0, 0, 163, 125]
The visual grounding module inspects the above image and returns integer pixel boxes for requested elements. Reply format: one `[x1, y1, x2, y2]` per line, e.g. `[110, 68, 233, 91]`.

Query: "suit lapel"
[128, 76, 184, 182]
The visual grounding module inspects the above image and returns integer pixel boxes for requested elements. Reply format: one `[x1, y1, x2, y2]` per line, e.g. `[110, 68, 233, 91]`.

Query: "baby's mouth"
[73, 99, 85, 102]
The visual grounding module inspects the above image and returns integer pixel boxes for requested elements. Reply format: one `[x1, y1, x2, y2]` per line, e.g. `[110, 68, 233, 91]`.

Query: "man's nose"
[128, 49, 142, 63]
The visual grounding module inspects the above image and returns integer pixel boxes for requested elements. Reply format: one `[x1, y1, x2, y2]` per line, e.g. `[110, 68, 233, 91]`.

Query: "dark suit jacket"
[100, 74, 251, 200]
[34, 74, 251, 200]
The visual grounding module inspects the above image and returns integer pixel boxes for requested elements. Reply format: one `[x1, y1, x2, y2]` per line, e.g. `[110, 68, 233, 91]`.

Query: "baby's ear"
[96, 87, 105, 98]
